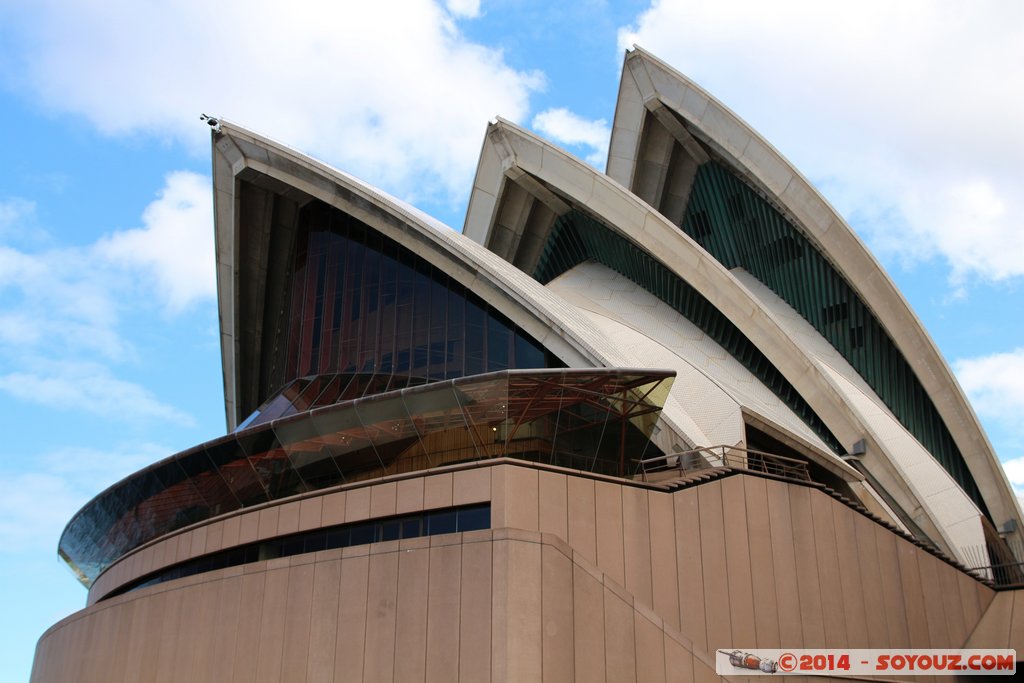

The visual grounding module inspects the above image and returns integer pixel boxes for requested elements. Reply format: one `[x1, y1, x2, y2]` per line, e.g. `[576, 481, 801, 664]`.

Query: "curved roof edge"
[607, 46, 1022, 536]
[210, 121, 687, 441]
[461, 118, 1000, 552]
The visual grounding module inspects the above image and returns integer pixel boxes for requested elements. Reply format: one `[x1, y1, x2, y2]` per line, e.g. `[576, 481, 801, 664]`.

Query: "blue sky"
[1, 1, 1022, 679]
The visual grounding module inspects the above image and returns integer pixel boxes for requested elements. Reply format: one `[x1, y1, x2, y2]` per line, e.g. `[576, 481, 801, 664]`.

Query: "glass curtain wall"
[282, 201, 554, 386]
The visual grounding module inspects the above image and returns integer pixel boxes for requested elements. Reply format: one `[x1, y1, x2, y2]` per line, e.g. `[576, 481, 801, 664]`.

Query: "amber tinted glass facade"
[59, 369, 672, 585]
[282, 201, 555, 386]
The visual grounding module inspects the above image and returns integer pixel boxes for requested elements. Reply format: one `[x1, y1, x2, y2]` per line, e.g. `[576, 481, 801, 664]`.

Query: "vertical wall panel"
[369, 482, 398, 519]
[852, 513, 888, 648]
[345, 487, 371, 522]
[306, 559, 341, 683]
[460, 540, 492, 682]
[957, 570, 982, 633]
[280, 563, 315, 683]
[238, 511, 260, 545]
[673, 487, 707, 652]
[595, 481, 626, 587]
[106, 598, 135, 683]
[917, 554, 951, 646]
[362, 551, 399, 682]
[454, 467, 491, 506]
[124, 590, 158, 681]
[538, 470, 569, 542]
[764, 479, 803, 648]
[424, 474, 454, 510]
[320, 490, 347, 526]
[276, 501, 301, 536]
[936, 557, 966, 646]
[567, 476, 597, 565]
[742, 477, 780, 648]
[504, 467, 539, 532]
[573, 563, 607, 683]
[396, 477, 425, 514]
[896, 542, 930, 647]
[1009, 591, 1024, 652]
[787, 485, 824, 646]
[831, 503, 869, 648]
[154, 589, 184, 683]
[874, 530, 910, 648]
[490, 536, 510, 682]
[119, 587, 152, 683]
[541, 544, 575, 682]
[426, 544, 462, 683]
[697, 482, 732, 653]
[298, 496, 323, 531]
[721, 477, 756, 647]
[191, 579, 223, 683]
[254, 567, 289, 683]
[648, 491, 680, 631]
[809, 491, 847, 647]
[622, 485, 654, 608]
[505, 539, 543, 682]
[334, 553, 369, 682]
[394, 546, 429, 682]
[490, 466, 508, 529]
[257, 507, 279, 541]
[634, 613, 666, 683]
[663, 633, 695, 683]
[205, 521, 225, 554]
[603, 587, 637, 683]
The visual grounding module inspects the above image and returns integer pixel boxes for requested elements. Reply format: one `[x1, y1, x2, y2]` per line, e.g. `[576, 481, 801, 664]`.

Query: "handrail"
[636, 445, 811, 483]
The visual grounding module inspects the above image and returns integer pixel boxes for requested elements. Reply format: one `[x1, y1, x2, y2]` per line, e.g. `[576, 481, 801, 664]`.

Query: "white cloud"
[954, 348, 1024, 429]
[0, 198, 36, 238]
[1001, 456, 1024, 503]
[0, 244, 127, 360]
[0, 174, 211, 424]
[619, 0, 1024, 287]
[97, 172, 214, 313]
[0, 362, 195, 425]
[532, 107, 611, 168]
[445, 0, 481, 19]
[0, 444, 165, 552]
[1, 0, 542, 203]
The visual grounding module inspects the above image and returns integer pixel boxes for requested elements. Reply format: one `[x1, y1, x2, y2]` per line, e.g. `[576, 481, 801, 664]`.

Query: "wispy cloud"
[445, 0, 481, 19]
[954, 348, 1024, 432]
[619, 0, 1024, 289]
[0, 443, 165, 553]
[0, 0, 542, 204]
[0, 174, 213, 424]
[999, 456, 1024, 511]
[0, 362, 195, 424]
[0, 198, 36, 238]
[96, 171, 214, 313]
[532, 107, 611, 168]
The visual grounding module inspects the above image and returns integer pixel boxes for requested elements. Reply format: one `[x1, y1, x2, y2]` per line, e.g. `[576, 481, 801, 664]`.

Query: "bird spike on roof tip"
[199, 113, 221, 133]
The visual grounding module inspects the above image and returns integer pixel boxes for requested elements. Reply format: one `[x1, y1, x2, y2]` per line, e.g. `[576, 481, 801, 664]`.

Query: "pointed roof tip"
[199, 113, 222, 134]
[489, 115, 516, 129]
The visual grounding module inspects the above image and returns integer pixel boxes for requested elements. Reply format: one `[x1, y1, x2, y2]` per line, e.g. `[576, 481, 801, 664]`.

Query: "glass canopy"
[60, 368, 674, 586]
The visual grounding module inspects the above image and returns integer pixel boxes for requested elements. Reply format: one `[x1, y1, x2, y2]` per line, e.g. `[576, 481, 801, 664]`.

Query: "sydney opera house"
[31, 48, 1024, 680]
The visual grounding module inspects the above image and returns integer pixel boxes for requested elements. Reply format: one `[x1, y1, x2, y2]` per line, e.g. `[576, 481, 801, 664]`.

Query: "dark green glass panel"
[533, 210, 845, 457]
[677, 161, 986, 516]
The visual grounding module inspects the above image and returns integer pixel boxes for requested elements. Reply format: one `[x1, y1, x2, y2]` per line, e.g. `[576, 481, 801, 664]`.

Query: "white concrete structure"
[33, 47, 1023, 683]
[463, 48, 1022, 562]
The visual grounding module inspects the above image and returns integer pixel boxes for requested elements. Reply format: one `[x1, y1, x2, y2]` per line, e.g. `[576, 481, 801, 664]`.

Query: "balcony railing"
[635, 445, 811, 483]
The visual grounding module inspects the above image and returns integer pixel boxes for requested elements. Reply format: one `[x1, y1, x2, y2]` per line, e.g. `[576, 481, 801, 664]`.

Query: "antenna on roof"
[199, 113, 222, 133]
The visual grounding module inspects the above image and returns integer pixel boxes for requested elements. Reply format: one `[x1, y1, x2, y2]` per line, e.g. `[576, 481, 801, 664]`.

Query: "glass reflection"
[60, 369, 672, 585]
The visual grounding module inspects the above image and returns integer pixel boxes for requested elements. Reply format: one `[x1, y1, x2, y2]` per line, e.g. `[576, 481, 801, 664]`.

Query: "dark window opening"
[103, 503, 490, 601]
[849, 325, 865, 348]
[823, 301, 849, 325]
